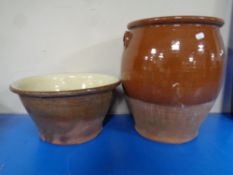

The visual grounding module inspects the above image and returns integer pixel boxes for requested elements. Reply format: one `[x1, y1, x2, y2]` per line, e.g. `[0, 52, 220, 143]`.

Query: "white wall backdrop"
[0, 0, 232, 114]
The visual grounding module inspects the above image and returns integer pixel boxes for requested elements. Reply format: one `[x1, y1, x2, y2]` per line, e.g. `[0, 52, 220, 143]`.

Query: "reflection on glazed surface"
[122, 24, 225, 106]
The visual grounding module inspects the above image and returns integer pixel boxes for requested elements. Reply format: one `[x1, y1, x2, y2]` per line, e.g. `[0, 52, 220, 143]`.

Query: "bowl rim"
[127, 16, 224, 29]
[10, 73, 121, 97]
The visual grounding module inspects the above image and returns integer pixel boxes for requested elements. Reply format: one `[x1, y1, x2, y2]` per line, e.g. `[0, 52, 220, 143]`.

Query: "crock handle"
[123, 31, 132, 48]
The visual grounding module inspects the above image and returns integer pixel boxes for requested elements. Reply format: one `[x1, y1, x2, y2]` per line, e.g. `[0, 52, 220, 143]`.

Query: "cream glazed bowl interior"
[10, 73, 120, 145]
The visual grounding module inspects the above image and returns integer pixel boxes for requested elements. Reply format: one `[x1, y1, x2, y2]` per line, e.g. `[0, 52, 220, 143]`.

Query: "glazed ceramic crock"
[121, 16, 225, 143]
[10, 73, 120, 145]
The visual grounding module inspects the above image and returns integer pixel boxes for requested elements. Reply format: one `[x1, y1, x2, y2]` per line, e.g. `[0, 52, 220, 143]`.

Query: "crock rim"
[127, 16, 224, 29]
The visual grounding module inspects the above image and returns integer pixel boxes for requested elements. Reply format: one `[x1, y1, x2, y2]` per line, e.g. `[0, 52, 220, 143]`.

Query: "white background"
[0, 0, 232, 114]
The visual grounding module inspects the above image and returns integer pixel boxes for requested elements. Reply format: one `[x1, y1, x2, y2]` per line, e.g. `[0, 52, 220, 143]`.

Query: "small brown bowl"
[10, 73, 120, 145]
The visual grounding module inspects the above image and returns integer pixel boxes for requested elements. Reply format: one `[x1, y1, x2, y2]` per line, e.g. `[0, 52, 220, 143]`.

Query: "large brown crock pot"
[121, 16, 225, 143]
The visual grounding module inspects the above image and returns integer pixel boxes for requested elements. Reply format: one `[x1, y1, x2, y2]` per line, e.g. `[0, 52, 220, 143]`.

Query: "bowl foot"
[40, 128, 102, 145]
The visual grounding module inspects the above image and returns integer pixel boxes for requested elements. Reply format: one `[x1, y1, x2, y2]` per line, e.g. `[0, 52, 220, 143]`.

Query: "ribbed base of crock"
[40, 128, 102, 145]
[135, 126, 198, 144]
[127, 96, 214, 144]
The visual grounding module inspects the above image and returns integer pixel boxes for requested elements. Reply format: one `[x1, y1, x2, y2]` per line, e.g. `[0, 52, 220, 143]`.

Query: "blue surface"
[1, 114, 233, 175]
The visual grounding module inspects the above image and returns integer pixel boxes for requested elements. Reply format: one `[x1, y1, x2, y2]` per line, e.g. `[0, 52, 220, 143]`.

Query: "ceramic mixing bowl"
[10, 73, 120, 145]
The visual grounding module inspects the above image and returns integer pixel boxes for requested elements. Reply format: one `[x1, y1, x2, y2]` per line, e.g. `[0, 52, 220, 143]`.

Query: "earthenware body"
[10, 73, 120, 145]
[121, 16, 225, 143]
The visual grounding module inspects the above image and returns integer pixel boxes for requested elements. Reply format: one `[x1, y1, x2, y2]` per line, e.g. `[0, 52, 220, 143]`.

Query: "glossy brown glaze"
[10, 76, 120, 145]
[121, 16, 225, 143]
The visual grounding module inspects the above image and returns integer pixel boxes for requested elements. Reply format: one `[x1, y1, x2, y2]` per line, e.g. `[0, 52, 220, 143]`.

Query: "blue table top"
[0, 113, 233, 175]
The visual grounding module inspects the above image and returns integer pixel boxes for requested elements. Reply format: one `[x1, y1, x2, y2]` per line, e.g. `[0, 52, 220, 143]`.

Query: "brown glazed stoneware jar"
[10, 73, 120, 145]
[121, 16, 225, 143]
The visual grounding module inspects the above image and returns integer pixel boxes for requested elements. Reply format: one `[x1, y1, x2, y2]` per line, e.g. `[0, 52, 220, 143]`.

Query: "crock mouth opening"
[127, 16, 224, 29]
[10, 73, 121, 97]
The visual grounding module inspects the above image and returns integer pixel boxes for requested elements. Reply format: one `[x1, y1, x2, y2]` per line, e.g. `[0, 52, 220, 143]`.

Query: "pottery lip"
[10, 73, 121, 97]
[127, 16, 224, 29]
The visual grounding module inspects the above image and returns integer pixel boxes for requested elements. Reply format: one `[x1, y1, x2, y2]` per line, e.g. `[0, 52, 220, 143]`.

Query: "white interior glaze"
[11, 73, 119, 92]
